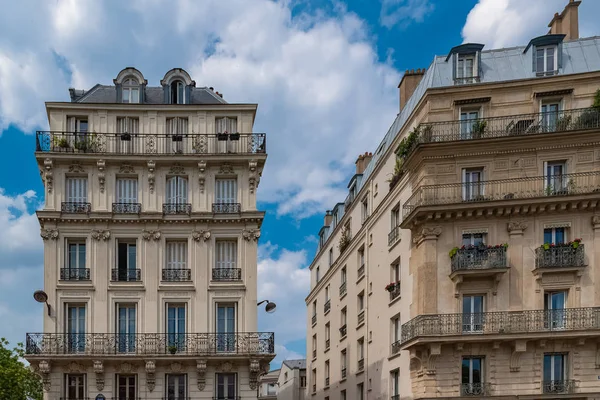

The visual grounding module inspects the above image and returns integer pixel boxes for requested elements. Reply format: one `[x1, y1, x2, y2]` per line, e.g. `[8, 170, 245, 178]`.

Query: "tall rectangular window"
[391, 369, 399, 397]
[391, 204, 400, 229]
[216, 304, 236, 352]
[67, 241, 86, 271]
[117, 374, 137, 399]
[545, 291, 567, 329]
[215, 178, 238, 204]
[116, 178, 138, 204]
[545, 161, 567, 194]
[312, 334, 317, 359]
[316, 266, 320, 283]
[541, 101, 561, 131]
[358, 292, 364, 311]
[215, 117, 238, 133]
[543, 354, 567, 393]
[116, 241, 137, 281]
[65, 374, 86, 400]
[325, 360, 330, 386]
[462, 295, 485, 333]
[116, 117, 139, 153]
[357, 383, 364, 400]
[66, 177, 88, 203]
[328, 248, 333, 266]
[460, 109, 480, 139]
[166, 374, 187, 400]
[117, 304, 136, 353]
[166, 241, 187, 270]
[67, 117, 88, 133]
[167, 304, 186, 351]
[166, 117, 189, 135]
[392, 316, 401, 344]
[461, 357, 484, 395]
[361, 196, 369, 223]
[66, 304, 85, 353]
[462, 168, 484, 201]
[312, 368, 317, 393]
[544, 227, 566, 245]
[536, 46, 557, 76]
[325, 323, 330, 348]
[166, 176, 188, 204]
[117, 117, 139, 134]
[215, 240, 237, 269]
[457, 54, 475, 80]
[341, 389, 346, 400]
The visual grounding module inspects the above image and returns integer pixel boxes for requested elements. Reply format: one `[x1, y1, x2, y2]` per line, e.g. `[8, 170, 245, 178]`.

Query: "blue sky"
[1, 0, 598, 367]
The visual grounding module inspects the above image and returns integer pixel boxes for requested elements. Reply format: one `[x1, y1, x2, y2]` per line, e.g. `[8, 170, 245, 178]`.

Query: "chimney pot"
[547, 0, 580, 40]
[324, 210, 333, 226]
[398, 67, 426, 112]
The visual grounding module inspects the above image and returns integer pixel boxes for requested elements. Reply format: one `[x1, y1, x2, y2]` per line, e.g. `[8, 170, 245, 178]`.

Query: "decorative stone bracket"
[412, 226, 442, 246]
[40, 228, 59, 240]
[148, 160, 156, 194]
[145, 361, 156, 392]
[142, 229, 161, 241]
[249, 359, 261, 390]
[119, 164, 135, 174]
[242, 229, 260, 242]
[91, 229, 111, 241]
[197, 359, 207, 390]
[510, 340, 527, 372]
[93, 360, 104, 391]
[192, 230, 211, 242]
[507, 220, 528, 235]
[97, 160, 106, 193]
[249, 160, 262, 194]
[37, 360, 51, 392]
[408, 344, 441, 376]
[592, 215, 600, 230]
[43, 158, 54, 193]
[198, 161, 207, 193]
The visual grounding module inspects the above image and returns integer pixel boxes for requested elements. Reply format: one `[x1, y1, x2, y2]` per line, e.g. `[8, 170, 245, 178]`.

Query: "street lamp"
[257, 300, 277, 313]
[33, 290, 52, 316]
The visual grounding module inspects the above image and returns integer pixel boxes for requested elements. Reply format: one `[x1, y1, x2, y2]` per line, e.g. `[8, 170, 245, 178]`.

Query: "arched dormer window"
[122, 78, 139, 103]
[170, 80, 185, 104]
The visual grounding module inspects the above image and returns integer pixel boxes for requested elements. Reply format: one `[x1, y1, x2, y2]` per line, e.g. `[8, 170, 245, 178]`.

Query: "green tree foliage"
[0, 338, 43, 400]
[593, 88, 600, 111]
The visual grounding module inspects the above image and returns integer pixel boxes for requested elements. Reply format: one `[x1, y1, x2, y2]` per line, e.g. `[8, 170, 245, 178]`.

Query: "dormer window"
[447, 43, 484, 85]
[536, 46, 558, 76]
[457, 54, 476, 83]
[170, 80, 185, 104]
[122, 78, 139, 103]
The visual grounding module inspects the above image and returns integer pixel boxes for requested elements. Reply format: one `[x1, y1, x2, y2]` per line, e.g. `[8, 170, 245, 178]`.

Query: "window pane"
[537, 49, 545, 72]
[555, 228, 565, 244]
[131, 89, 139, 103]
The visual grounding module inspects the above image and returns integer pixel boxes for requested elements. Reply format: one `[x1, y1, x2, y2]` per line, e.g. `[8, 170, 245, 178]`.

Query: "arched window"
[122, 78, 139, 103]
[170, 80, 185, 104]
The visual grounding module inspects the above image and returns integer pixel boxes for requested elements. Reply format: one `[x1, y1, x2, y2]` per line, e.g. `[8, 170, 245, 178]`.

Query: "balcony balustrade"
[111, 268, 141, 282]
[451, 246, 507, 272]
[357, 358, 364, 371]
[325, 339, 330, 350]
[341, 368, 347, 379]
[325, 377, 330, 387]
[312, 314, 317, 326]
[388, 226, 401, 247]
[324, 300, 331, 314]
[212, 202, 241, 214]
[543, 380, 575, 394]
[312, 384, 316, 394]
[401, 307, 600, 346]
[339, 282, 347, 297]
[535, 244, 585, 269]
[61, 202, 91, 214]
[162, 268, 191, 282]
[25, 332, 274, 356]
[312, 349, 317, 359]
[112, 202, 141, 214]
[60, 268, 90, 281]
[391, 340, 401, 355]
[403, 171, 600, 220]
[36, 131, 266, 155]
[163, 203, 192, 215]
[358, 310, 365, 325]
[460, 382, 491, 396]
[339, 324, 347, 337]
[212, 268, 242, 281]
[388, 283, 401, 302]
[357, 264, 365, 279]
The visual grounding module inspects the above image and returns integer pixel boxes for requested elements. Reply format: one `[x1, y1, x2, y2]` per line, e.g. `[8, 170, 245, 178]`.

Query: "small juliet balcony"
[60, 268, 90, 281]
[386, 281, 401, 302]
[162, 268, 191, 282]
[534, 242, 585, 277]
[112, 202, 141, 214]
[212, 268, 242, 281]
[324, 300, 331, 314]
[61, 202, 91, 214]
[339, 282, 347, 297]
[162, 203, 191, 215]
[339, 324, 347, 338]
[111, 268, 141, 282]
[388, 226, 401, 247]
[460, 382, 491, 397]
[543, 380, 575, 394]
[212, 202, 241, 214]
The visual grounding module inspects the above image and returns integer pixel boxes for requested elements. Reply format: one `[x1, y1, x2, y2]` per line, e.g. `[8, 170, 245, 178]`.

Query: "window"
[358, 292, 364, 312]
[67, 241, 86, 271]
[541, 101, 561, 131]
[267, 382, 277, 395]
[462, 295, 484, 332]
[361, 196, 369, 223]
[341, 349, 347, 374]
[116, 117, 139, 153]
[358, 247, 365, 277]
[341, 307, 347, 326]
[215, 178, 237, 204]
[390, 205, 400, 230]
[357, 383, 364, 400]
[545, 291, 567, 329]
[300, 376, 307, 387]
[391, 369, 399, 397]
[325, 323, 331, 349]
[66, 304, 86, 352]
[166, 374, 187, 399]
[312, 368, 317, 393]
[357, 338, 364, 362]
[312, 334, 317, 358]
[462, 232, 485, 246]
[319, 232, 325, 249]
[341, 389, 346, 400]
[329, 248, 334, 266]
[166, 117, 188, 153]
[116, 178, 138, 204]
[457, 54, 476, 82]
[392, 315, 401, 345]
[543, 354, 567, 393]
[215, 117, 238, 133]
[122, 78, 139, 103]
[544, 227, 566, 245]
[460, 109, 480, 139]
[316, 266, 320, 283]
[166, 176, 188, 204]
[66, 177, 88, 203]
[341, 267, 347, 284]
[166, 241, 187, 270]
[312, 301, 317, 317]
[325, 285, 330, 302]
[117, 117, 139, 134]
[167, 304, 186, 350]
[116, 304, 136, 353]
[545, 161, 567, 194]
[116, 240, 137, 281]
[216, 304, 236, 352]
[65, 374, 86, 400]
[215, 373, 236, 399]
[68, 117, 89, 133]
[462, 168, 484, 201]
[461, 357, 484, 395]
[215, 240, 237, 269]
[170, 80, 185, 104]
[536, 46, 557, 76]
[118, 374, 137, 399]
[325, 360, 330, 386]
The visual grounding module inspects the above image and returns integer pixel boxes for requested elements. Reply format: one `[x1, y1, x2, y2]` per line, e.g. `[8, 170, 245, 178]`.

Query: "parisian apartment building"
[305, 1, 600, 399]
[25, 67, 275, 399]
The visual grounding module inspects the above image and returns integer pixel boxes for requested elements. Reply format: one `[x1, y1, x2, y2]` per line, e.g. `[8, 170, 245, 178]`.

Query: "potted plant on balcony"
[471, 120, 487, 139]
[555, 114, 572, 131]
[120, 132, 131, 141]
[385, 282, 399, 292]
[229, 132, 240, 140]
[217, 131, 229, 141]
[54, 136, 71, 150]
[338, 227, 351, 253]
[168, 344, 178, 354]
[449, 246, 460, 258]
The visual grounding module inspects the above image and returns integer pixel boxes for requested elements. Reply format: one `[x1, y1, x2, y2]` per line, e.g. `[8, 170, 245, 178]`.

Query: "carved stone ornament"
[119, 164, 135, 174]
[145, 361, 156, 392]
[170, 362, 182, 373]
[507, 220, 528, 233]
[91, 229, 111, 241]
[592, 215, 600, 229]
[218, 361, 235, 372]
[40, 228, 59, 240]
[249, 359, 261, 390]
[219, 163, 234, 174]
[67, 362, 85, 373]
[412, 226, 442, 245]
[192, 230, 211, 242]
[169, 163, 186, 175]
[148, 160, 156, 194]
[242, 229, 261, 242]
[97, 159, 106, 193]
[43, 158, 54, 193]
[198, 161, 207, 193]
[248, 159, 261, 194]
[38, 360, 51, 392]
[142, 229, 161, 241]
[197, 359, 207, 391]
[69, 163, 85, 173]
[93, 360, 105, 391]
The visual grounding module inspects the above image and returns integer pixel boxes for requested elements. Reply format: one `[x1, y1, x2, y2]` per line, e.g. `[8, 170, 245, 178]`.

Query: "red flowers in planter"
[385, 282, 400, 292]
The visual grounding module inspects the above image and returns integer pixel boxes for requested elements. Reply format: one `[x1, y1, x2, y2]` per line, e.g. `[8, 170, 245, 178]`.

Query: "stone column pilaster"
[507, 221, 527, 310]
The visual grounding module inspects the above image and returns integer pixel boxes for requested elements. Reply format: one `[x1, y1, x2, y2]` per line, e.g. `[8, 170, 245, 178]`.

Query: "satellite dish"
[33, 290, 48, 303]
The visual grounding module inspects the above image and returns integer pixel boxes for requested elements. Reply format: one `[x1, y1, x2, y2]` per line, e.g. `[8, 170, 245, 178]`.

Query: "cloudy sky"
[0, 0, 598, 367]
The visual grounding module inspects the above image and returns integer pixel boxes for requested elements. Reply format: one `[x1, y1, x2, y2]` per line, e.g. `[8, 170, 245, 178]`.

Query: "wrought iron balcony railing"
[325, 339, 330, 350]
[460, 382, 491, 396]
[325, 377, 330, 387]
[341, 368, 347, 379]
[111, 268, 141, 282]
[451, 246, 507, 272]
[535, 245, 585, 269]
[403, 171, 600, 219]
[163, 203, 192, 215]
[358, 310, 365, 325]
[391, 340, 401, 355]
[312, 349, 317, 359]
[388, 226, 401, 247]
[339, 324, 347, 337]
[212, 268, 242, 281]
[25, 332, 275, 356]
[401, 307, 600, 345]
[417, 107, 600, 144]
[212, 202, 241, 213]
[543, 380, 575, 394]
[357, 264, 365, 278]
[112, 202, 141, 214]
[60, 268, 90, 281]
[357, 358, 364, 371]
[389, 285, 401, 302]
[324, 300, 331, 313]
[312, 384, 316, 393]
[61, 202, 91, 213]
[339, 282, 347, 297]
[312, 315, 317, 326]
[36, 131, 267, 155]
[162, 268, 191, 281]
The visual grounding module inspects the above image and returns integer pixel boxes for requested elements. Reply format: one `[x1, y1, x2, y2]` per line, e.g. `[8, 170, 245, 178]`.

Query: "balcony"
[112, 202, 141, 214]
[163, 203, 191, 215]
[535, 244, 585, 269]
[162, 268, 191, 282]
[357, 310, 365, 325]
[325, 339, 330, 350]
[460, 382, 491, 396]
[324, 300, 331, 314]
[312, 349, 317, 359]
[325, 377, 330, 387]
[212, 268, 242, 281]
[339, 324, 347, 338]
[402, 171, 600, 227]
[357, 264, 365, 279]
[388, 226, 401, 247]
[341, 368, 347, 379]
[450, 246, 509, 286]
[391, 340, 401, 355]
[212, 202, 241, 214]
[312, 315, 317, 326]
[59, 268, 90, 281]
[111, 269, 141, 282]
[25, 332, 275, 357]
[387, 282, 401, 302]
[339, 282, 347, 297]
[36, 131, 267, 155]
[401, 307, 600, 348]
[357, 358, 364, 372]
[61, 202, 91, 213]
[543, 380, 574, 394]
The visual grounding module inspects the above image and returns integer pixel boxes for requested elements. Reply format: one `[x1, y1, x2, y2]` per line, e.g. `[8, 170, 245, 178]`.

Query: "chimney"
[548, 0, 580, 40]
[398, 68, 425, 113]
[324, 210, 333, 227]
[355, 152, 373, 175]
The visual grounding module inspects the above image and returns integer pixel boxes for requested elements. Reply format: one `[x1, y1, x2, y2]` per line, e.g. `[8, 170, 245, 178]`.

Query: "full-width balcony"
[402, 171, 600, 227]
[35, 131, 267, 155]
[400, 307, 600, 348]
[25, 332, 275, 358]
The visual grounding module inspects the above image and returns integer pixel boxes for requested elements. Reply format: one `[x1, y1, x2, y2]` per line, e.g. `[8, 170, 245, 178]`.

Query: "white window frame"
[392, 316, 400, 343]
[540, 100, 562, 131]
[459, 107, 481, 139]
[67, 240, 86, 270]
[122, 78, 139, 104]
[390, 205, 400, 230]
[215, 117, 238, 134]
[462, 167, 485, 201]
[170, 80, 185, 104]
[544, 353, 567, 383]
[544, 227, 567, 244]
[462, 295, 485, 333]
[215, 178, 238, 204]
[165, 373, 187, 400]
[358, 292, 364, 311]
[116, 177, 138, 204]
[341, 267, 347, 284]
[462, 232, 486, 246]
[543, 160, 567, 194]
[462, 357, 484, 385]
[66, 177, 88, 203]
[457, 54, 476, 81]
[68, 117, 89, 133]
[536, 45, 558, 75]
[166, 241, 188, 270]
[215, 240, 237, 270]
[65, 373, 87, 400]
[328, 248, 333, 267]
[316, 266, 320, 283]
[166, 176, 188, 204]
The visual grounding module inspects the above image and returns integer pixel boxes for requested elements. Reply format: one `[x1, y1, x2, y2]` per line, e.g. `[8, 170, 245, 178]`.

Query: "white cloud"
[272, 344, 305, 367]
[380, 0, 434, 29]
[462, 0, 600, 49]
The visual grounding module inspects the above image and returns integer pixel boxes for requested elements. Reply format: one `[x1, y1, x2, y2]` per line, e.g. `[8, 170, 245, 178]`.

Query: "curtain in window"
[216, 117, 238, 133]
[216, 241, 237, 269]
[166, 118, 189, 135]
[166, 242, 187, 270]
[66, 178, 88, 203]
[116, 178, 138, 203]
[166, 176, 188, 204]
[215, 179, 237, 203]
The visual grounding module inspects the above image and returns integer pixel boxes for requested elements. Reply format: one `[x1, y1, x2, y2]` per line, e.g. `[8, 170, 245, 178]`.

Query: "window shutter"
[532, 46, 537, 72]
[476, 51, 482, 79]
[452, 54, 457, 81]
[557, 43, 563, 70]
